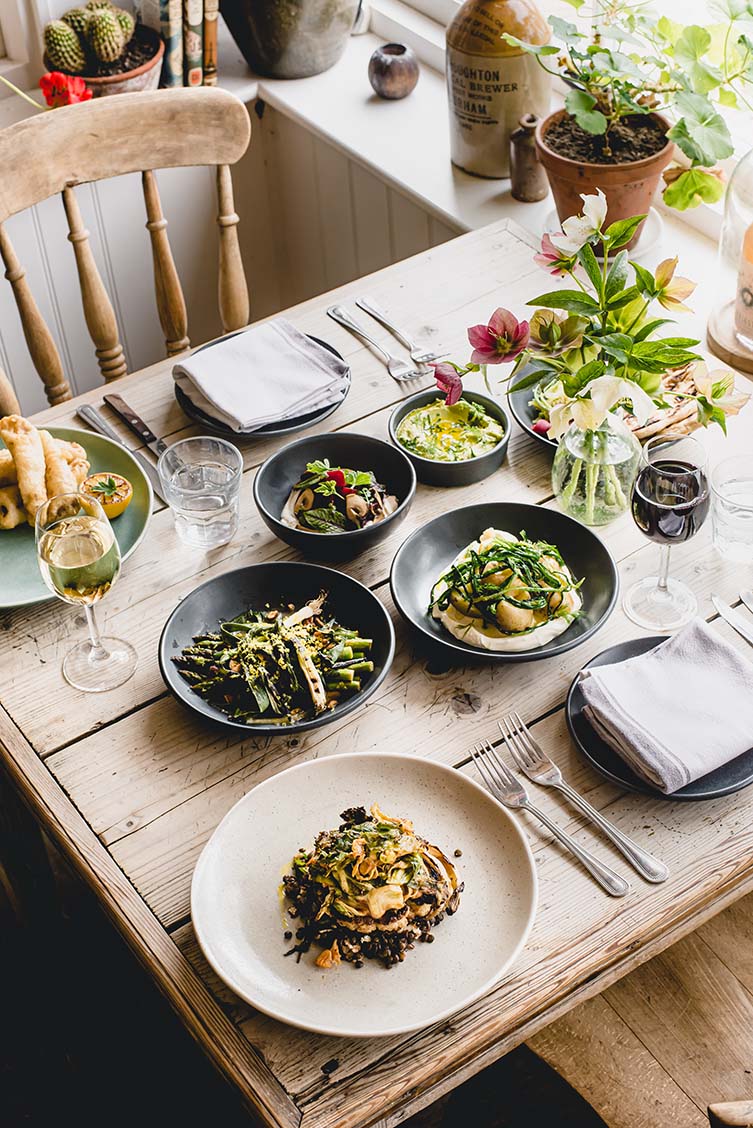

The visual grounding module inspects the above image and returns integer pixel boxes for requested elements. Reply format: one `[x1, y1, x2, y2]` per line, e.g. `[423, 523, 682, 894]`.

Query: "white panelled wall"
[2, 102, 460, 415]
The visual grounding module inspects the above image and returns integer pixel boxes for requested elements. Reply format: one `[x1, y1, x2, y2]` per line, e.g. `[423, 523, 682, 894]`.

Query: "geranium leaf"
[668, 92, 734, 164]
[565, 88, 607, 134]
[662, 167, 726, 210]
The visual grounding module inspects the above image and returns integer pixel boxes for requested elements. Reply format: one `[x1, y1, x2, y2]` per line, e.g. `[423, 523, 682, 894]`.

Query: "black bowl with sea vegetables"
[253, 432, 416, 561]
[388, 389, 510, 487]
[158, 561, 395, 734]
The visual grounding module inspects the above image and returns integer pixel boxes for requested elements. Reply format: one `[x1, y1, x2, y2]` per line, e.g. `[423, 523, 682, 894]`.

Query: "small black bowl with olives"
[253, 432, 417, 561]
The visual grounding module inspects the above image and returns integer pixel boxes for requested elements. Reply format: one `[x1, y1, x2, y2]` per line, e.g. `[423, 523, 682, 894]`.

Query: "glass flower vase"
[552, 415, 641, 526]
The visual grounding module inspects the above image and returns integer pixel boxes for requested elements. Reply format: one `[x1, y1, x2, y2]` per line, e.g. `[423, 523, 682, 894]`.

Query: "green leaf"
[549, 15, 582, 43]
[633, 318, 674, 341]
[630, 260, 658, 297]
[656, 15, 683, 43]
[674, 26, 722, 94]
[605, 251, 628, 300]
[564, 88, 607, 134]
[598, 333, 633, 364]
[561, 0, 585, 8]
[662, 167, 726, 210]
[501, 33, 559, 55]
[527, 289, 600, 313]
[602, 215, 645, 250]
[562, 360, 606, 395]
[605, 285, 641, 310]
[577, 242, 603, 294]
[719, 88, 738, 108]
[668, 92, 734, 164]
[509, 367, 558, 393]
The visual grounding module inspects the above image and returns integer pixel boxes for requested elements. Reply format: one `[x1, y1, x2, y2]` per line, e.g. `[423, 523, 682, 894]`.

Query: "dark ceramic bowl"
[390, 502, 618, 664]
[159, 562, 395, 734]
[506, 380, 557, 453]
[253, 432, 416, 561]
[388, 390, 510, 487]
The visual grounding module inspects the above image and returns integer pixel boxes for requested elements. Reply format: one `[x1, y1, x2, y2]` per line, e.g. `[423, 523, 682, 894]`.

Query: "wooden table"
[3, 218, 753, 1128]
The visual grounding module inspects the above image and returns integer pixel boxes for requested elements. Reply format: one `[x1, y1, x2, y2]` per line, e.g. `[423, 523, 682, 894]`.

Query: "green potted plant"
[220, 0, 361, 79]
[504, 0, 751, 242]
[430, 190, 749, 523]
[43, 1, 164, 98]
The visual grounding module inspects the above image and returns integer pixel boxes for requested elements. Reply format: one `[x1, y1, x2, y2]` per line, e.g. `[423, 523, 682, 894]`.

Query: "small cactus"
[85, 0, 113, 9]
[61, 7, 90, 36]
[86, 7, 125, 63]
[112, 6, 135, 44]
[44, 19, 87, 73]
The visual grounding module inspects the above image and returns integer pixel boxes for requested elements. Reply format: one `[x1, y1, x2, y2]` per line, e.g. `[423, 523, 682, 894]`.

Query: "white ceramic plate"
[191, 752, 538, 1037]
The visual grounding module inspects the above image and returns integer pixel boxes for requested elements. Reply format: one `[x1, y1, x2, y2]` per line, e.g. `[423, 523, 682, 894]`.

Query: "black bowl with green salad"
[388, 390, 510, 487]
[253, 432, 416, 561]
[159, 562, 395, 734]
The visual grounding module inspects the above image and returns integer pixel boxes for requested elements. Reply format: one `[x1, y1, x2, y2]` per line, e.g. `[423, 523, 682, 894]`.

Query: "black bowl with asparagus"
[158, 562, 395, 733]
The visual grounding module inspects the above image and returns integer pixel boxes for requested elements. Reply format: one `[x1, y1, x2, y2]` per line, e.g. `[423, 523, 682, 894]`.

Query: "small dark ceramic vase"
[368, 43, 419, 99]
[509, 114, 549, 202]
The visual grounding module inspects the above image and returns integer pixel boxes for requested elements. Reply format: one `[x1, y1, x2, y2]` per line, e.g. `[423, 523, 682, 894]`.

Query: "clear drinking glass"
[35, 492, 137, 692]
[158, 436, 243, 548]
[711, 454, 753, 563]
[623, 433, 710, 632]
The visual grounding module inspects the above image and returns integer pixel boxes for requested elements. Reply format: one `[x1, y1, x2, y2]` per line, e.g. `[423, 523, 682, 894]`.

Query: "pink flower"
[467, 308, 529, 365]
[431, 361, 464, 406]
[533, 232, 574, 277]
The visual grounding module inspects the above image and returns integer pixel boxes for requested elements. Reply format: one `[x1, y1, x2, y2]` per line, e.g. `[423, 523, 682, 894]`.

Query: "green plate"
[0, 425, 152, 609]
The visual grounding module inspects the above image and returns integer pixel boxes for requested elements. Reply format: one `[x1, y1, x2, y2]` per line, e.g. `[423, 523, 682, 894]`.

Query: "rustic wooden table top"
[3, 217, 753, 1128]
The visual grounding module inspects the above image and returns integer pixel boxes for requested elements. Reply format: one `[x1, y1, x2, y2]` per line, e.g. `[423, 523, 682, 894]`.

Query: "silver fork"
[326, 305, 423, 384]
[500, 713, 668, 884]
[355, 296, 446, 368]
[470, 740, 630, 897]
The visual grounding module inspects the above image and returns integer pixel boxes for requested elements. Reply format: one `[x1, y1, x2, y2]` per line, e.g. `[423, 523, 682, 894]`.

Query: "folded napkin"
[579, 619, 753, 794]
[173, 319, 350, 432]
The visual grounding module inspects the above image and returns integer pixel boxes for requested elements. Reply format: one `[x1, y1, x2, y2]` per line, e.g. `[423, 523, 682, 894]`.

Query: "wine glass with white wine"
[35, 492, 137, 692]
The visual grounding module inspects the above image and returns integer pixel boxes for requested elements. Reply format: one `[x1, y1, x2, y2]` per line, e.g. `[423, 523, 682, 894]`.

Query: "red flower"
[39, 72, 92, 108]
[326, 469, 354, 495]
[431, 361, 464, 406]
[467, 308, 530, 365]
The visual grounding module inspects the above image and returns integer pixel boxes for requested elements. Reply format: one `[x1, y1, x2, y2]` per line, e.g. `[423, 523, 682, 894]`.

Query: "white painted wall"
[2, 101, 460, 414]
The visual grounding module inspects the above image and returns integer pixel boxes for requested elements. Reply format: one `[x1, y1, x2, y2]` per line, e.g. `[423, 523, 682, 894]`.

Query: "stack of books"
[137, 0, 219, 87]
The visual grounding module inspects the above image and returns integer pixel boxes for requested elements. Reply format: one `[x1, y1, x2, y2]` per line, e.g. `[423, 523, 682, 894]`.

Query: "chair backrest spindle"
[0, 224, 71, 407]
[142, 170, 190, 356]
[0, 364, 21, 416]
[216, 164, 249, 334]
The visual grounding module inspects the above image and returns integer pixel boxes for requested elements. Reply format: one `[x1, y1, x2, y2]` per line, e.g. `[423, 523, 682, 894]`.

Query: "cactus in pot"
[61, 7, 91, 36]
[86, 8, 126, 63]
[44, 20, 88, 74]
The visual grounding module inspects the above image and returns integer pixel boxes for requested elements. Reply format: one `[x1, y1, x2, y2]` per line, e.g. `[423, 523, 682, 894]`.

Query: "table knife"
[711, 594, 753, 647]
[103, 393, 168, 458]
[740, 589, 753, 618]
[76, 404, 165, 505]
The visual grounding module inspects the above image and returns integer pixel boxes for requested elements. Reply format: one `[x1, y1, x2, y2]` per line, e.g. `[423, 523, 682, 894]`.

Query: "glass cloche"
[708, 148, 753, 374]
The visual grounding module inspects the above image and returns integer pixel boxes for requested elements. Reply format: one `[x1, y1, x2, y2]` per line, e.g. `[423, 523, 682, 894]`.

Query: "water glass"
[158, 436, 243, 548]
[711, 454, 753, 563]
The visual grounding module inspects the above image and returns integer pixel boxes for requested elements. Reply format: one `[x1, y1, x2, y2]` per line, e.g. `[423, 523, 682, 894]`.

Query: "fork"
[499, 713, 668, 883]
[355, 296, 446, 368]
[326, 305, 424, 384]
[470, 739, 630, 897]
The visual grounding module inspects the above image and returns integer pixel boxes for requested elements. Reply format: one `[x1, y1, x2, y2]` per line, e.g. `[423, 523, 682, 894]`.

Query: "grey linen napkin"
[579, 619, 753, 794]
[173, 318, 350, 432]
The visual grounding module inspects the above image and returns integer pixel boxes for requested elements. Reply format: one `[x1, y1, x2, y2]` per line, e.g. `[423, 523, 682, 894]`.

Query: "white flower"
[550, 189, 608, 255]
[693, 361, 749, 417]
[549, 375, 656, 440]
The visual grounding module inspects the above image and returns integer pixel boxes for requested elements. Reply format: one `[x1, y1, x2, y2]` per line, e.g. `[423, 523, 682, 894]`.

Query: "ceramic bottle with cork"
[446, 0, 551, 179]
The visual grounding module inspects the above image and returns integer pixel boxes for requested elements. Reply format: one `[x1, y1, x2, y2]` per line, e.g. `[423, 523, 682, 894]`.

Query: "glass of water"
[711, 454, 753, 563]
[158, 436, 243, 548]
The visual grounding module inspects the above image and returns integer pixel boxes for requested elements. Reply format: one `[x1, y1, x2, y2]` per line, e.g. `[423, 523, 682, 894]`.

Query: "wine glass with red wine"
[623, 433, 710, 631]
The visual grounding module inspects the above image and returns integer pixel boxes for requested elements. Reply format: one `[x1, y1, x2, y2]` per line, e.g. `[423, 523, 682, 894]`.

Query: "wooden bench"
[528, 889, 753, 1127]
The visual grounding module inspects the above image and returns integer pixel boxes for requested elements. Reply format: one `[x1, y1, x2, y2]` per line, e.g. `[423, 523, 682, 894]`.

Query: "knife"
[711, 593, 753, 647]
[741, 590, 753, 618]
[76, 404, 165, 506]
[103, 393, 168, 459]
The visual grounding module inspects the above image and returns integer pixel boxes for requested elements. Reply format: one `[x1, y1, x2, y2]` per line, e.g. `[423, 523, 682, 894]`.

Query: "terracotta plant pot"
[535, 109, 674, 249]
[45, 26, 164, 98]
[220, 0, 360, 79]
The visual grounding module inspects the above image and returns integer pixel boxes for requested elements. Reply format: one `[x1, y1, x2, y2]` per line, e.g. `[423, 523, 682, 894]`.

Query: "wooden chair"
[0, 87, 251, 416]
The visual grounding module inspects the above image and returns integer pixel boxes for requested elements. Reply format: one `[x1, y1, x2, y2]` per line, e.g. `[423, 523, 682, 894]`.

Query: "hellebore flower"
[654, 257, 696, 314]
[550, 189, 608, 255]
[527, 310, 587, 357]
[693, 362, 749, 420]
[431, 361, 465, 406]
[548, 375, 656, 441]
[533, 232, 575, 277]
[467, 308, 529, 365]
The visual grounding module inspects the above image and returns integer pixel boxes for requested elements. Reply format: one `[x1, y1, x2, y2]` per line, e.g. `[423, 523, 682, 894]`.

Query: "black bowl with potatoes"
[253, 432, 416, 561]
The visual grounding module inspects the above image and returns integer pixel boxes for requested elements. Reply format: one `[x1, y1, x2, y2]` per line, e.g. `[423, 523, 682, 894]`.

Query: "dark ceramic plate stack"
[174, 333, 351, 441]
[159, 562, 395, 734]
[390, 502, 619, 663]
[253, 432, 416, 561]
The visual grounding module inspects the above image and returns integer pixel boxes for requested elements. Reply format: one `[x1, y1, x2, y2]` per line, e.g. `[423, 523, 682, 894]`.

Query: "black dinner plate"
[174, 333, 351, 440]
[567, 636, 753, 801]
[159, 562, 394, 734]
[507, 380, 557, 453]
[389, 502, 619, 664]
